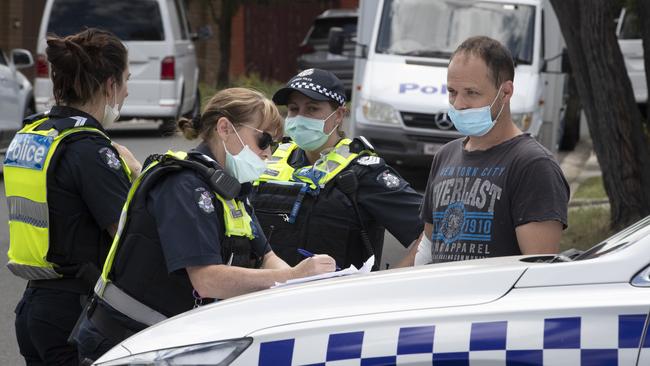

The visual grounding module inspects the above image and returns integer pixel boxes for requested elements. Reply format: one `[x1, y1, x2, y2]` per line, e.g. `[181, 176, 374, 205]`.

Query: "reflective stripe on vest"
[256, 139, 368, 190]
[96, 150, 253, 324]
[255, 142, 299, 184]
[3, 117, 128, 280]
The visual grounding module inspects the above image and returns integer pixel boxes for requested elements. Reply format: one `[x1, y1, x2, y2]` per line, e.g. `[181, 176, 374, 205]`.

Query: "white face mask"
[102, 83, 120, 129]
[223, 123, 267, 183]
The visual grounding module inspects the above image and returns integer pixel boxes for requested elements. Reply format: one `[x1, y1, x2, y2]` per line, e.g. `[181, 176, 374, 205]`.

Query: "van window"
[376, 0, 535, 64]
[172, 0, 189, 40]
[619, 9, 640, 40]
[47, 0, 164, 41]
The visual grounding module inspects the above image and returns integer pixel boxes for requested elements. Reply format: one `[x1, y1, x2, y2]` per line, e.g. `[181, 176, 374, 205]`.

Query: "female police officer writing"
[252, 68, 423, 270]
[74, 87, 335, 362]
[3, 29, 136, 365]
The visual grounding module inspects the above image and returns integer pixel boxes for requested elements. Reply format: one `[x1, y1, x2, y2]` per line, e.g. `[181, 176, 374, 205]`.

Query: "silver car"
[0, 48, 34, 155]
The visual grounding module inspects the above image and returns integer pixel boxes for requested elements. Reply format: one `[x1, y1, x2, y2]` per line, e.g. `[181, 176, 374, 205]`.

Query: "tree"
[549, 0, 650, 229]
[205, 0, 242, 87]
[634, 0, 650, 122]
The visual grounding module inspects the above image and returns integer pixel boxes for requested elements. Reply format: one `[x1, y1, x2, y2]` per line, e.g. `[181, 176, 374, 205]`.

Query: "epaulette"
[22, 111, 49, 126]
[349, 136, 375, 154]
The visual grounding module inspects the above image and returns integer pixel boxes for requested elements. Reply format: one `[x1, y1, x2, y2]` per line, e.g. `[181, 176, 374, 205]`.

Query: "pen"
[297, 248, 340, 270]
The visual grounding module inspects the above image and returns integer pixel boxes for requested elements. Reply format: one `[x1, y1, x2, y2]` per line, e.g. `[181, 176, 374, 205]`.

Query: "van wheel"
[183, 88, 201, 119]
[559, 74, 581, 151]
[158, 119, 177, 136]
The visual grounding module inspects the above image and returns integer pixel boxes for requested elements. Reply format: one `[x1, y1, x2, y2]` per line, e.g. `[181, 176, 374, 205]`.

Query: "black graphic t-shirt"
[420, 134, 569, 263]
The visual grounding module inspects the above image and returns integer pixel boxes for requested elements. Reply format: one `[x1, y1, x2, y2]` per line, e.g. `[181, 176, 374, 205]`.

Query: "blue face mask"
[285, 110, 338, 151]
[447, 86, 504, 137]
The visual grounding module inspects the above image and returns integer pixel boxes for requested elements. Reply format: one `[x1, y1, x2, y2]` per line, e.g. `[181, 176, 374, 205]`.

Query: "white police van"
[94, 216, 650, 366]
[342, 0, 581, 166]
[34, 0, 201, 131]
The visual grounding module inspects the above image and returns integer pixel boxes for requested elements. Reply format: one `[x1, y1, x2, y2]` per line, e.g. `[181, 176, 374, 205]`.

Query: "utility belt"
[85, 297, 144, 346]
[28, 278, 89, 294]
[27, 262, 102, 294]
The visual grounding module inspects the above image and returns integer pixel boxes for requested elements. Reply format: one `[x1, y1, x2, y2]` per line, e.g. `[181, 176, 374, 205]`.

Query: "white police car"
[94, 216, 650, 366]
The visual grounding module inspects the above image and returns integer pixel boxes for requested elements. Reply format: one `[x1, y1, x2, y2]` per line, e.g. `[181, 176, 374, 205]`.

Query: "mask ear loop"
[222, 120, 247, 156]
[490, 85, 505, 123]
[113, 83, 118, 109]
[323, 109, 340, 136]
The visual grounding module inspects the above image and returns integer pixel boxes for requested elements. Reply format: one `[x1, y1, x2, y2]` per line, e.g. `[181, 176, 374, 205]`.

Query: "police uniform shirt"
[288, 145, 424, 248]
[45, 106, 131, 274]
[146, 143, 271, 274]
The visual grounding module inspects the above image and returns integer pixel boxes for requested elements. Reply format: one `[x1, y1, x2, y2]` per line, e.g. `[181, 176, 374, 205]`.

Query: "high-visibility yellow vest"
[98, 150, 253, 287]
[256, 138, 370, 190]
[4, 117, 131, 280]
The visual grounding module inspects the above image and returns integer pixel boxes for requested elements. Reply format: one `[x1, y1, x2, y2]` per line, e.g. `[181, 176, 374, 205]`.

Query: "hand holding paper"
[272, 255, 375, 288]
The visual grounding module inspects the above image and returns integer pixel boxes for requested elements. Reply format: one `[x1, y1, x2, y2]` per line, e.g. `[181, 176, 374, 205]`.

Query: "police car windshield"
[375, 0, 536, 64]
[47, 0, 164, 41]
[574, 216, 650, 261]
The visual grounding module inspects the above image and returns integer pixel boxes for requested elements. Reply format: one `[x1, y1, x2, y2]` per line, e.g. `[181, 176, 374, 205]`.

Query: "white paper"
[271, 255, 375, 288]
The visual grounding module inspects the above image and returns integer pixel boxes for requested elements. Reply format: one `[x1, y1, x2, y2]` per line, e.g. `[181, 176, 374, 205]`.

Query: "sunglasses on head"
[239, 124, 274, 150]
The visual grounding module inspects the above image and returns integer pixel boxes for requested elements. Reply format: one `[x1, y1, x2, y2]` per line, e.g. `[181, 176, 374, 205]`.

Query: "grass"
[573, 176, 607, 200]
[560, 206, 613, 252]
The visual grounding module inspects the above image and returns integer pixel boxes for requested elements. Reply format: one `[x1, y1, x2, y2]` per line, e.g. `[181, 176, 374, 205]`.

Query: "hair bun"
[192, 115, 202, 130]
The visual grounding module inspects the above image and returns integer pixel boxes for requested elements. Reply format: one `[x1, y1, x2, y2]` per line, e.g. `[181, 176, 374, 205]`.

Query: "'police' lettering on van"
[399, 83, 448, 95]
[4, 134, 53, 170]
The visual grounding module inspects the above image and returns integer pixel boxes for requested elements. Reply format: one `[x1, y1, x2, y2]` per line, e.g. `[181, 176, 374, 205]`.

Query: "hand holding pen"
[298, 248, 341, 271]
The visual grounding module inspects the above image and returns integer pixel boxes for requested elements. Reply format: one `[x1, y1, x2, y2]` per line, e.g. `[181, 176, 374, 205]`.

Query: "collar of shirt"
[288, 147, 311, 169]
[287, 138, 345, 169]
[48, 105, 106, 133]
[191, 142, 252, 199]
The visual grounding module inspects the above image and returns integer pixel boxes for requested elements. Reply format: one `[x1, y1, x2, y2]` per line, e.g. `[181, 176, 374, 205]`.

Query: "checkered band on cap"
[289, 81, 346, 106]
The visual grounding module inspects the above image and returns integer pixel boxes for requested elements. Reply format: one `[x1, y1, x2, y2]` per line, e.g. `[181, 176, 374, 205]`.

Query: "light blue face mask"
[223, 124, 267, 183]
[447, 86, 504, 137]
[285, 110, 338, 151]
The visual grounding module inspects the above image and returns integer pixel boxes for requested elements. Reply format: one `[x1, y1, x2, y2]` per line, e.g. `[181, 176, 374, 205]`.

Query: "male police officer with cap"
[251, 68, 424, 270]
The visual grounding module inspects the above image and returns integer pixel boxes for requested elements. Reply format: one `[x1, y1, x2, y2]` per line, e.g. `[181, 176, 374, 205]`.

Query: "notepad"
[271, 255, 375, 288]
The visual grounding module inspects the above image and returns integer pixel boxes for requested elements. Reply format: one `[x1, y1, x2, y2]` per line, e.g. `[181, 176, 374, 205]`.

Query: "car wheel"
[23, 98, 35, 122]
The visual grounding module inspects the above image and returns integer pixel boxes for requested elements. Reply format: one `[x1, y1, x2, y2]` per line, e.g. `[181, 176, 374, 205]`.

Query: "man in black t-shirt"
[408, 36, 569, 265]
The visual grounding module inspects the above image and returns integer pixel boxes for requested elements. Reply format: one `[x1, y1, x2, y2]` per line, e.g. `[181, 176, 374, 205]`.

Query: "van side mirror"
[191, 25, 213, 41]
[11, 49, 34, 69]
[328, 27, 345, 55]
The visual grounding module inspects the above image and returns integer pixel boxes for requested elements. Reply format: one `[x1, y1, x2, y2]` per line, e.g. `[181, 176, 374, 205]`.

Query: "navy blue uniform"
[146, 145, 271, 272]
[14, 106, 130, 366]
[288, 147, 423, 249]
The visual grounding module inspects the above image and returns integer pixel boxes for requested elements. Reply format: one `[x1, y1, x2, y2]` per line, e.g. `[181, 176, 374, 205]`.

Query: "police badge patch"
[376, 170, 401, 189]
[98, 147, 121, 170]
[195, 187, 215, 214]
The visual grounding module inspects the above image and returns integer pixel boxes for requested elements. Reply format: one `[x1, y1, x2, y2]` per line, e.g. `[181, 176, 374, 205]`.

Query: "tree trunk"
[636, 0, 650, 122]
[217, 1, 235, 87]
[549, 0, 650, 229]
[206, 0, 238, 87]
